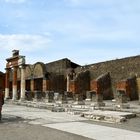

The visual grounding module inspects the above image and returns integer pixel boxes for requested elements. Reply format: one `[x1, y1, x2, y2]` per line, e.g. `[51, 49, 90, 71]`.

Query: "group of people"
[0, 88, 4, 122]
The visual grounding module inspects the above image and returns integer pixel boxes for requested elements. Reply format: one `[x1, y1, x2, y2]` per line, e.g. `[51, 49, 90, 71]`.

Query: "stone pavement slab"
[44, 122, 140, 140]
[3, 104, 87, 124]
[2, 104, 140, 140]
[82, 110, 136, 123]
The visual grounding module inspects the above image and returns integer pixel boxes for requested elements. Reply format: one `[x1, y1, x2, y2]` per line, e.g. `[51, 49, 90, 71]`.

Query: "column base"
[4, 97, 10, 100]
[12, 98, 17, 101]
[91, 102, 105, 107]
[73, 101, 85, 105]
[19, 98, 25, 102]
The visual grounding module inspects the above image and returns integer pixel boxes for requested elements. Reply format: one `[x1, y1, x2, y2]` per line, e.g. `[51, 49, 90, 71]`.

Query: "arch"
[25, 65, 33, 79]
[33, 62, 46, 78]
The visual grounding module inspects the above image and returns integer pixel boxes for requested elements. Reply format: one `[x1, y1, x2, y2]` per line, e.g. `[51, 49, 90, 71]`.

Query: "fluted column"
[12, 67, 17, 100]
[5, 68, 10, 99]
[20, 65, 26, 101]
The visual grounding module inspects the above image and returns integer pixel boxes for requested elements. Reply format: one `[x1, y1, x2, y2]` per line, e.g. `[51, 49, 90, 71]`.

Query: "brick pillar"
[5, 68, 10, 99]
[69, 80, 79, 94]
[12, 67, 17, 100]
[20, 65, 26, 101]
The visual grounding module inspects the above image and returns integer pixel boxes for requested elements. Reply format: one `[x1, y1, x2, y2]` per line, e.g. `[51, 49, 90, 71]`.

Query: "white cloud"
[0, 34, 51, 52]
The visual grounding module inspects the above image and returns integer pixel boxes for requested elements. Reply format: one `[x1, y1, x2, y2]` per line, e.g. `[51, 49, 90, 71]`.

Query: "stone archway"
[32, 62, 46, 93]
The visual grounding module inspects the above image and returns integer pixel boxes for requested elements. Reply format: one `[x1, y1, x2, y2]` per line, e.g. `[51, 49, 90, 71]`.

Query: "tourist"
[0, 88, 4, 121]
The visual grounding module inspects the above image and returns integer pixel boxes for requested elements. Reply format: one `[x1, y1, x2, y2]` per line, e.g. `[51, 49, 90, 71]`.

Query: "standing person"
[0, 88, 4, 121]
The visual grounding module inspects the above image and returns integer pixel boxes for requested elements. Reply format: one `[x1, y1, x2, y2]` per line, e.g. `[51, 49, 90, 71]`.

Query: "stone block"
[85, 91, 92, 101]
[54, 92, 59, 102]
[51, 107, 65, 112]
[73, 94, 85, 105]
[45, 91, 54, 103]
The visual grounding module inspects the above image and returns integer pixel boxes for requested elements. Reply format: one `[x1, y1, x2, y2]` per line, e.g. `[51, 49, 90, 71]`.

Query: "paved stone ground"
[0, 117, 93, 140]
[1, 104, 140, 140]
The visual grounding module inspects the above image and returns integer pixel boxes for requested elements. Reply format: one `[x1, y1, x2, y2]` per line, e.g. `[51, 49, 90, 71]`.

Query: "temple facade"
[4, 50, 79, 101]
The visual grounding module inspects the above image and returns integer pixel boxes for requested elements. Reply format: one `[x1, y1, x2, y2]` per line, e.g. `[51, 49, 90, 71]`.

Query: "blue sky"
[0, 0, 140, 72]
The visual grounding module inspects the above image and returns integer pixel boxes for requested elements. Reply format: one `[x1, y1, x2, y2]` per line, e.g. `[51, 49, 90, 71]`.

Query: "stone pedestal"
[54, 92, 59, 102]
[91, 91, 96, 102]
[25, 91, 33, 101]
[33, 91, 42, 102]
[45, 91, 54, 103]
[85, 91, 92, 101]
[73, 94, 85, 105]
[116, 90, 130, 109]
[91, 94, 105, 107]
[59, 92, 68, 104]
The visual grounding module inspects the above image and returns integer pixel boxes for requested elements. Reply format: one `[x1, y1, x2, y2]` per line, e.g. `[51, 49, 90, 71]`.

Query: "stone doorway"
[34, 78, 43, 91]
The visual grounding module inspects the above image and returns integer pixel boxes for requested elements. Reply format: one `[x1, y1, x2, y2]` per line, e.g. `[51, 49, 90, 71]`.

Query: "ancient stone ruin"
[1, 50, 140, 123]
[1, 50, 140, 106]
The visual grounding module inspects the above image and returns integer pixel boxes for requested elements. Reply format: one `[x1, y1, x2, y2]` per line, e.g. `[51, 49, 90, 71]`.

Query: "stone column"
[12, 67, 17, 100]
[5, 68, 10, 99]
[31, 79, 34, 98]
[20, 65, 26, 101]
[43, 79, 47, 92]
[31, 79, 34, 92]
[66, 75, 70, 92]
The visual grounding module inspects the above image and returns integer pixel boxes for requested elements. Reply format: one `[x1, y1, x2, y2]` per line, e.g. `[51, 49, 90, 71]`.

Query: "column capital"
[19, 64, 26, 69]
[5, 67, 11, 71]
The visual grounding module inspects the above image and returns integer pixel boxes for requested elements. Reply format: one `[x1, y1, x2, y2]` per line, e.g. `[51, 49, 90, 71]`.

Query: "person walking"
[0, 88, 4, 121]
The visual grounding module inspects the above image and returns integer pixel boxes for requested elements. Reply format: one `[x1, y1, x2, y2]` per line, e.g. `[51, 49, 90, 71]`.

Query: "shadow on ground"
[1, 114, 24, 124]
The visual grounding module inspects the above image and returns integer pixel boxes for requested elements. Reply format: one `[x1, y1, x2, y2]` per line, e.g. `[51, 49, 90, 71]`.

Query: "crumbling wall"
[90, 73, 113, 100]
[69, 70, 90, 99]
[50, 74, 66, 93]
[78, 55, 140, 99]
[116, 76, 138, 100]
[88, 56, 140, 88]
[46, 58, 79, 75]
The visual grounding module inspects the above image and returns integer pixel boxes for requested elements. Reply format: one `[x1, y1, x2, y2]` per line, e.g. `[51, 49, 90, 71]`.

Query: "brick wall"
[90, 73, 113, 100]
[116, 77, 138, 100]
[81, 55, 140, 98]
[69, 70, 90, 99]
